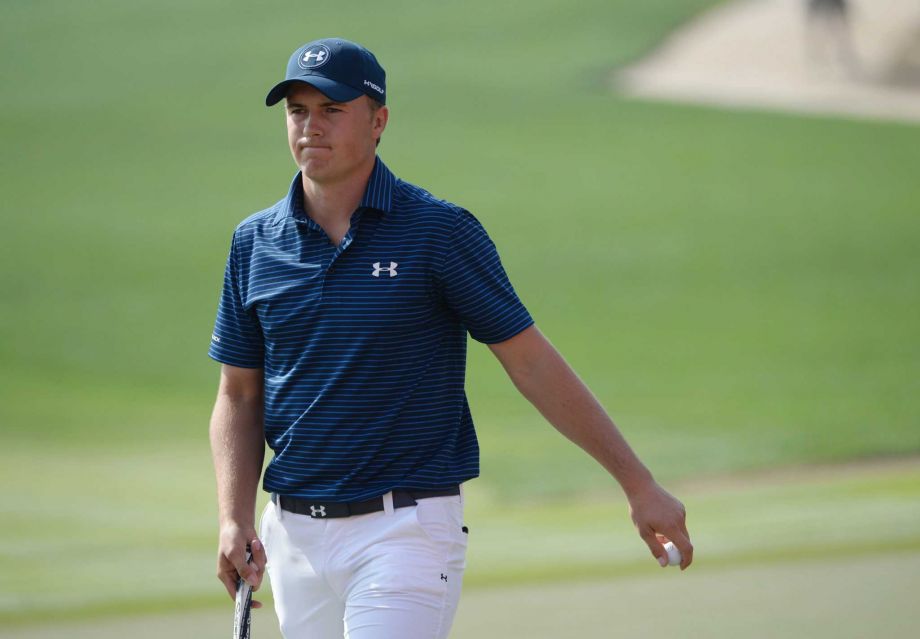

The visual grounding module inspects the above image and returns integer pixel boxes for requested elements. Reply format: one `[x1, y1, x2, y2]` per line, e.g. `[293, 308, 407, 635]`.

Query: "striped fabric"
[209, 157, 533, 501]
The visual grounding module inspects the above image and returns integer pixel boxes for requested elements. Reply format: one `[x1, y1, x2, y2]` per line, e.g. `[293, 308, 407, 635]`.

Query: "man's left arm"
[488, 324, 694, 570]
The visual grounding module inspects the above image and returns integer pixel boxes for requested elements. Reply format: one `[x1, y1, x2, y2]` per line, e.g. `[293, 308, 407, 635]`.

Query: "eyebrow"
[286, 100, 347, 109]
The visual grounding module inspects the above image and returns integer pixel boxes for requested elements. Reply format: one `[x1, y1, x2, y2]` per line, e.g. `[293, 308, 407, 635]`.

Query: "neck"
[301, 158, 375, 227]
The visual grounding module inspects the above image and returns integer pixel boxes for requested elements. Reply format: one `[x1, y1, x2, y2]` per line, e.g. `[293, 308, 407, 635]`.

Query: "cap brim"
[265, 76, 364, 106]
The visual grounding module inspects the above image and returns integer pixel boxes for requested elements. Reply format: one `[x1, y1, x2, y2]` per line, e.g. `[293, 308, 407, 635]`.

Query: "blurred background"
[1, 0, 918, 637]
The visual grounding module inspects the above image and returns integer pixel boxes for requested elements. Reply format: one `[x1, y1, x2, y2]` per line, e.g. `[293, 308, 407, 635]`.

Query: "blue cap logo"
[298, 44, 331, 69]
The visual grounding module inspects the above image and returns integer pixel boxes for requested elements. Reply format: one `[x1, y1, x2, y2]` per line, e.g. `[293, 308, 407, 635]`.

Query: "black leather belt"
[272, 486, 461, 519]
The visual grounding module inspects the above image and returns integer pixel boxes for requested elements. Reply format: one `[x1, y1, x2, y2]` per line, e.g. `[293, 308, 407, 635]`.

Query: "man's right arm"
[209, 363, 268, 602]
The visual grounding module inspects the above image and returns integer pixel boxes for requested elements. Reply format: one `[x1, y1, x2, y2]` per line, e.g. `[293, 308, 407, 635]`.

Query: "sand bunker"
[617, 0, 920, 124]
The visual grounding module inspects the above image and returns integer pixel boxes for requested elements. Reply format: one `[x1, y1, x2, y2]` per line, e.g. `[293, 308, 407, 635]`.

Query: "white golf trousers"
[260, 491, 468, 638]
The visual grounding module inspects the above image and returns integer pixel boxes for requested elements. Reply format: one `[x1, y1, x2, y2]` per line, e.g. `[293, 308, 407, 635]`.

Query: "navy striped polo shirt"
[209, 157, 533, 501]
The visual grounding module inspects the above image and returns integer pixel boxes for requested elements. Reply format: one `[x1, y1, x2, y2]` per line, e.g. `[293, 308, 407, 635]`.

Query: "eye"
[326, 107, 342, 113]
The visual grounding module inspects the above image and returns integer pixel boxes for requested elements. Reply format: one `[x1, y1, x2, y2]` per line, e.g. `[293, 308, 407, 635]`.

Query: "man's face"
[285, 83, 388, 185]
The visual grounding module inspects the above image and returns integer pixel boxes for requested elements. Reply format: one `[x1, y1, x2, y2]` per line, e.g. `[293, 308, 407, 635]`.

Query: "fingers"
[629, 484, 694, 571]
[665, 512, 694, 570]
[653, 529, 694, 570]
[217, 569, 238, 600]
[670, 530, 694, 570]
[217, 535, 266, 599]
[249, 538, 268, 587]
[638, 526, 668, 567]
[235, 542, 262, 590]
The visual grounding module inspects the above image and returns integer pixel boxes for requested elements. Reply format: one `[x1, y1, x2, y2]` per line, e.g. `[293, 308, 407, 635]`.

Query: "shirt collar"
[275, 155, 396, 224]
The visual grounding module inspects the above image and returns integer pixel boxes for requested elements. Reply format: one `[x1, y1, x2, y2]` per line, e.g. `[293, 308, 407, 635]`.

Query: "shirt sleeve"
[438, 209, 534, 343]
[208, 233, 265, 367]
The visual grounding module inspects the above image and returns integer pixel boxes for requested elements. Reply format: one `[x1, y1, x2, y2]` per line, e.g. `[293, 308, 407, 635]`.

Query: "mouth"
[297, 138, 330, 151]
[300, 148, 331, 160]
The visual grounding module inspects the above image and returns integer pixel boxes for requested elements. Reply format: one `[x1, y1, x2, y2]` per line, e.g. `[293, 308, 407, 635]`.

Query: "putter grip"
[232, 550, 253, 639]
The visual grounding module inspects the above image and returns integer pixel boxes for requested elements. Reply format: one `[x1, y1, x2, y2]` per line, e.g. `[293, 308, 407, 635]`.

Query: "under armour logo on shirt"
[372, 261, 398, 277]
[310, 505, 327, 518]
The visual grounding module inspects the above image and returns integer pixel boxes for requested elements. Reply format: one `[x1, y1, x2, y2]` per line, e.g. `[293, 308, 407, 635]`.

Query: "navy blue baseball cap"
[265, 38, 386, 106]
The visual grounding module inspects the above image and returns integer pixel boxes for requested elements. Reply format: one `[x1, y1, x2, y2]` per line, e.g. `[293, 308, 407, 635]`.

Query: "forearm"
[500, 331, 654, 495]
[491, 326, 692, 567]
[209, 391, 265, 529]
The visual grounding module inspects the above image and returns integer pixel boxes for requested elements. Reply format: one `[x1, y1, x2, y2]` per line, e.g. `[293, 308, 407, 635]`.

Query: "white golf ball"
[664, 541, 682, 566]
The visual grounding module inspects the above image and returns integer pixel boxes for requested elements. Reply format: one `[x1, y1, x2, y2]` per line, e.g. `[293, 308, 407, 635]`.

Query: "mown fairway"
[1, 0, 918, 630]
[5, 461, 919, 638]
[11, 553, 920, 639]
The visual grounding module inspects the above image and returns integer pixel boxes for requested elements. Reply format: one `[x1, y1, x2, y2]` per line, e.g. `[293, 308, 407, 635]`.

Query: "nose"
[302, 112, 322, 137]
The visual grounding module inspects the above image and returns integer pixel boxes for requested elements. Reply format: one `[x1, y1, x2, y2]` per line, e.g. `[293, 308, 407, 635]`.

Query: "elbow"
[505, 362, 542, 400]
[216, 364, 264, 404]
[217, 385, 263, 406]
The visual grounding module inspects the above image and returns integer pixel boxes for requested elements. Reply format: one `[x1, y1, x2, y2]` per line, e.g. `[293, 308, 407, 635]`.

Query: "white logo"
[310, 505, 327, 517]
[210, 333, 221, 343]
[299, 45, 331, 69]
[372, 261, 398, 277]
[363, 79, 384, 95]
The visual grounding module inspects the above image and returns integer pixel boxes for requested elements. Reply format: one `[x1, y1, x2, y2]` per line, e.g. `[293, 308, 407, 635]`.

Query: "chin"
[300, 160, 331, 177]
[302, 166, 342, 185]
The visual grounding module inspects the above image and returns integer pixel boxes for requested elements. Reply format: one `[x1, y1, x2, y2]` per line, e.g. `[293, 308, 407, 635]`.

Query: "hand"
[217, 523, 268, 608]
[627, 481, 693, 570]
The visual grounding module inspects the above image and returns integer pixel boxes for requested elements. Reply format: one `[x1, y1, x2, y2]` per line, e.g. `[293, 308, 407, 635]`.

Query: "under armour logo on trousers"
[441, 573, 448, 582]
[372, 261, 398, 277]
[310, 505, 327, 518]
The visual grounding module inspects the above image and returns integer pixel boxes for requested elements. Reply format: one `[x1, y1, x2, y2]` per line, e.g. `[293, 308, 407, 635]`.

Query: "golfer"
[208, 37, 692, 639]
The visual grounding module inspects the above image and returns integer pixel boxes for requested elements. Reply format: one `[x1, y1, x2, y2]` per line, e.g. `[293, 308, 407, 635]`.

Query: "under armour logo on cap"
[298, 44, 330, 69]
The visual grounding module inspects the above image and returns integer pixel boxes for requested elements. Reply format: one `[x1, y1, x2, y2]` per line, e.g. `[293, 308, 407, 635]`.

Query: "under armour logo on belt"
[310, 505, 327, 518]
[372, 261, 398, 277]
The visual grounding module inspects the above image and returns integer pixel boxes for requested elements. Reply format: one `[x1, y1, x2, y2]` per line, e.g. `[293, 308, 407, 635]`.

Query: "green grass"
[10, 553, 920, 638]
[1, 450, 917, 625]
[1, 0, 919, 624]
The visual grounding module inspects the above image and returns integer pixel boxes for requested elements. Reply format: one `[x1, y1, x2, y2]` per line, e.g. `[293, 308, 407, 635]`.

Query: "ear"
[372, 105, 389, 140]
